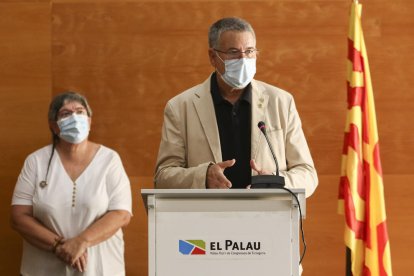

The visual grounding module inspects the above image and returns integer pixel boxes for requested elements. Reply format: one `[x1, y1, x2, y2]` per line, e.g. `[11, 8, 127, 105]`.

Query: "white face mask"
[57, 113, 90, 144]
[217, 55, 256, 89]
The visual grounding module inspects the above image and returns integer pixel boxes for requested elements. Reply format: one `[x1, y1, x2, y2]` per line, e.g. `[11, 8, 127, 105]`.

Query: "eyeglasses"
[214, 48, 258, 59]
[57, 108, 87, 120]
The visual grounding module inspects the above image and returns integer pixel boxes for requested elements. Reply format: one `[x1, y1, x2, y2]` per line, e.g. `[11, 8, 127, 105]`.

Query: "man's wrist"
[205, 162, 215, 188]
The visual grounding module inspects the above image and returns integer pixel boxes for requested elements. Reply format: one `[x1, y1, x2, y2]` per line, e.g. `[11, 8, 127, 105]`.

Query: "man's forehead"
[218, 31, 256, 47]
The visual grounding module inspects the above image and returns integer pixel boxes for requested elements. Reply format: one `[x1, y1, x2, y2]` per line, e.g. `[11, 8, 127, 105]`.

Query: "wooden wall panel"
[1, 0, 413, 275]
[125, 177, 152, 275]
[383, 175, 414, 275]
[0, 0, 49, 2]
[0, 2, 51, 275]
[361, 1, 414, 176]
[51, 1, 210, 176]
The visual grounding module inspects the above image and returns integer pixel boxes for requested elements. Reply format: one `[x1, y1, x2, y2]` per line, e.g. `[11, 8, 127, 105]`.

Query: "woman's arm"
[10, 205, 61, 252]
[57, 209, 131, 265]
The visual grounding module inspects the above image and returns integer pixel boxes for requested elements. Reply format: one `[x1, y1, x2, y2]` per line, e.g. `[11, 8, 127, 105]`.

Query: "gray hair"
[208, 17, 256, 49]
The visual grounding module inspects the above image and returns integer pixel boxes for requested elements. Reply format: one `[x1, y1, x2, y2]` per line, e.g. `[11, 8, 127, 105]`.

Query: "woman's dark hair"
[48, 91, 92, 143]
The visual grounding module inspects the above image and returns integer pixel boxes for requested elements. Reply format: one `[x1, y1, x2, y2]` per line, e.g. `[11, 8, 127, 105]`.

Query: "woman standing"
[11, 92, 132, 275]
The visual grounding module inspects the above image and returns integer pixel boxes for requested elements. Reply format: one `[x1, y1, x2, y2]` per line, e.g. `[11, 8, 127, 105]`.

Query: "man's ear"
[208, 48, 217, 68]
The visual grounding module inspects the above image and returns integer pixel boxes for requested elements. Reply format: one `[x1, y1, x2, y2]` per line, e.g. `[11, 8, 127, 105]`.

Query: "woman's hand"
[56, 236, 89, 269]
[72, 251, 88, 272]
[55, 210, 131, 270]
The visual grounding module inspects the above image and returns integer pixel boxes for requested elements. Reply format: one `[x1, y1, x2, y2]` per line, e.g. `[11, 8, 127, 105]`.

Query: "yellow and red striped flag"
[338, 1, 392, 275]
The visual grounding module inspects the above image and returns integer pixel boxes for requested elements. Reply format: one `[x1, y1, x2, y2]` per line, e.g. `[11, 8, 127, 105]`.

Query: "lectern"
[141, 189, 305, 276]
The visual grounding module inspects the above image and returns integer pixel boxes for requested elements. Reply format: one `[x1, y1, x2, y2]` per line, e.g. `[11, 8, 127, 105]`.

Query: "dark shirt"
[210, 73, 252, 188]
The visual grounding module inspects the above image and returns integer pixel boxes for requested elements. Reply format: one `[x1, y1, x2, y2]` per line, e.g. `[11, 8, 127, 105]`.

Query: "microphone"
[251, 121, 285, 188]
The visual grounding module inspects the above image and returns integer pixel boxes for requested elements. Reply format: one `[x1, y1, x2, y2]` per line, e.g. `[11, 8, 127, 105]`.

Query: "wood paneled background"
[1, 0, 413, 274]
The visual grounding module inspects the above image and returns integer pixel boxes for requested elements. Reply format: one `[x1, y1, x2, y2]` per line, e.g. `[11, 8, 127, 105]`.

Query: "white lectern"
[141, 189, 305, 276]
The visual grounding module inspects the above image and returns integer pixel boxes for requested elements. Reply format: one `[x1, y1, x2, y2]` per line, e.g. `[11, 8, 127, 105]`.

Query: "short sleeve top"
[12, 145, 132, 276]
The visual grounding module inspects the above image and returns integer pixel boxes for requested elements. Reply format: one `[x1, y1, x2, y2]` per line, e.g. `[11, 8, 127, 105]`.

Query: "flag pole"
[346, 247, 352, 276]
[347, 2, 357, 274]
[345, 1, 358, 275]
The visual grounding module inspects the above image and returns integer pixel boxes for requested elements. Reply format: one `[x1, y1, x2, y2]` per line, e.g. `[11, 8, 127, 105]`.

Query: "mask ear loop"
[214, 51, 226, 81]
[215, 50, 225, 63]
[39, 139, 57, 188]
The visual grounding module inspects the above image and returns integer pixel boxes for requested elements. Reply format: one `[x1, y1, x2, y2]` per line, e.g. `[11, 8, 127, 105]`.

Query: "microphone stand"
[251, 122, 285, 189]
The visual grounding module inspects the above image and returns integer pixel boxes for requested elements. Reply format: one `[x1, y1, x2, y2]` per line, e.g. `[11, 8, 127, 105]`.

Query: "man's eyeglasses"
[214, 48, 258, 59]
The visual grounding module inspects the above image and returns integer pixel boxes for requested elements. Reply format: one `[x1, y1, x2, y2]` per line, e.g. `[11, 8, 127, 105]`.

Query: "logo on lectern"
[179, 240, 206, 255]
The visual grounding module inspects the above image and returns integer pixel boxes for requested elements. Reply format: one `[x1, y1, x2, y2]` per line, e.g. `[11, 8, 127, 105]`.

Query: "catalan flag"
[338, 1, 393, 275]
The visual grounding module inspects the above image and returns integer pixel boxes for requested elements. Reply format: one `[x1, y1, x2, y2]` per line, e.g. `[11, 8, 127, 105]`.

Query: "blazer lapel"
[193, 77, 222, 163]
[251, 80, 269, 160]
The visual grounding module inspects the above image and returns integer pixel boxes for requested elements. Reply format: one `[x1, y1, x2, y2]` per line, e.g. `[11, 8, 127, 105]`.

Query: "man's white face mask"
[216, 53, 256, 89]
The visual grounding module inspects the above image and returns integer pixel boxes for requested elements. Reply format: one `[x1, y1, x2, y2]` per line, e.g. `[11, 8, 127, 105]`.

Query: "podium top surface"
[141, 189, 306, 218]
[141, 188, 305, 198]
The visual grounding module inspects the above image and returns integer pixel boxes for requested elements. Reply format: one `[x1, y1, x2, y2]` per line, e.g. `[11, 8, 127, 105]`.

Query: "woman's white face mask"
[57, 113, 90, 144]
[216, 53, 256, 89]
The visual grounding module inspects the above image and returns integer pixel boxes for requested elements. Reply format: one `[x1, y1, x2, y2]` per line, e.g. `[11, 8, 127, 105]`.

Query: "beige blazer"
[155, 75, 318, 197]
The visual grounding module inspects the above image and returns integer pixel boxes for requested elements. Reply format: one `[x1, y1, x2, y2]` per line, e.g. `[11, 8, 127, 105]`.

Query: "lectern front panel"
[156, 198, 294, 276]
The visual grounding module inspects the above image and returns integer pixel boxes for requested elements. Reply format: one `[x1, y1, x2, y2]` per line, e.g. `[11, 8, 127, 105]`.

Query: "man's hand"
[250, 159, 272, 175]
[206, 159, 235, 189]
[247, 159, 273, 189]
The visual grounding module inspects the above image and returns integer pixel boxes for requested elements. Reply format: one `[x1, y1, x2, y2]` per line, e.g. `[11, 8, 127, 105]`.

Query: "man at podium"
[154, 17, 317, 197]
